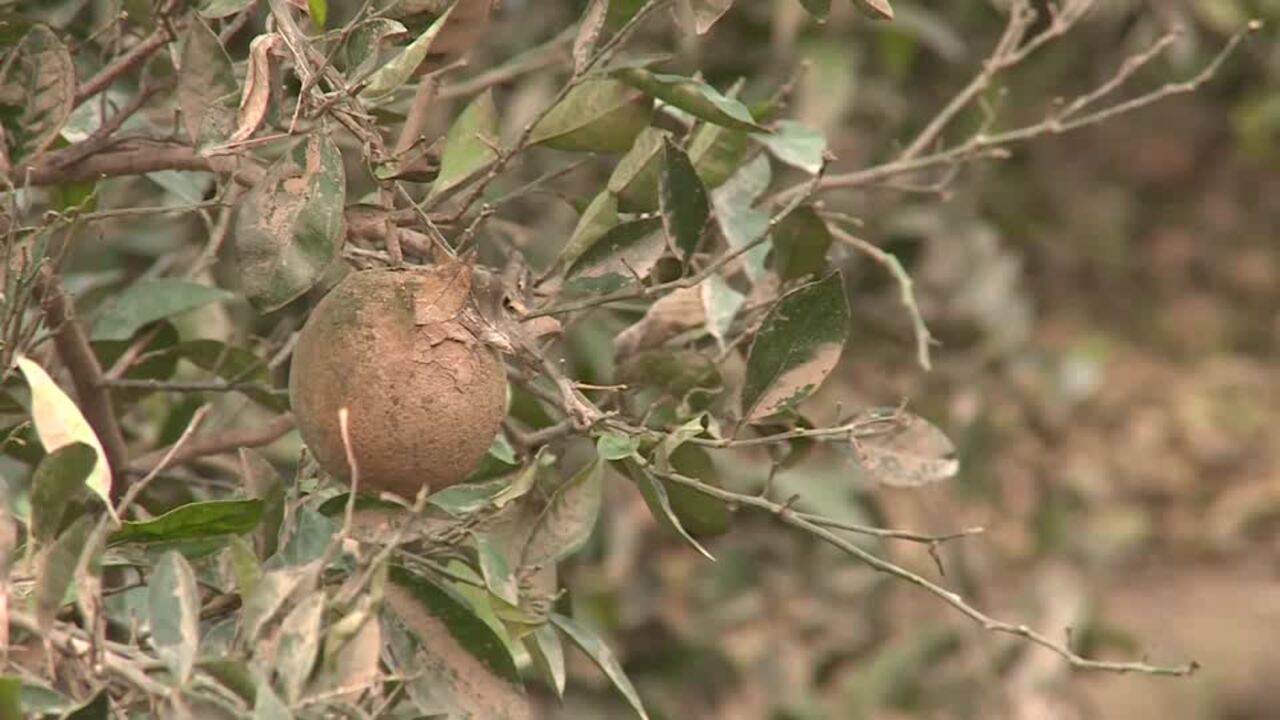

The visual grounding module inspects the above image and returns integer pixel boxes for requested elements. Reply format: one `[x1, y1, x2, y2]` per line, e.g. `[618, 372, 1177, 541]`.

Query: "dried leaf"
[853, 0, 894, 20]
[700, 273, 744, 349]
[234, 134, 346, 313]
[852, 411, 958, 487]
[274, 593, 324, 703]
[149, 551, 201, 685]
[614, 286, 705, 357]
[16, 356, 112, 502]
[0, 25, 75, 164]
[226, 34, 286, 146]
[741, 272, 849, 421]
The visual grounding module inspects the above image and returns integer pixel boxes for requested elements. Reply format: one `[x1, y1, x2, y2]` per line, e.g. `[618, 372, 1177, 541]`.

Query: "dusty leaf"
[614, 286, 705, 357]
[225, 34, 285, 146]
[680, 0, 733, 34]
[851, 411, 958, 487]
[565, 218, 665, 294]
[608, 127, 666, 211]
[179, 18, 239, 147]
[573, 0, 610, 75]
[701, 273, 744, 349]
[274, 592, 324, 703]
[16, 356, 112, 502]
[92, 278, 231, 341]
[742, 272, 849, 421]
[771, 205, 832, 281]
[525, 623, 566, 698]
[34, 515, 91, 632]
[711, 154, 772, 281]
[313, 599, 382, 700]
[474, 533, 520, 606]
[614, 68, 766, 132]
[521, 457, 604, 567]
[360, 5, 455, 99]
[550, 613, 650, 719]
[757, 120, 827, 174]
[28, 442, 96, 549]
[253, 680, 291, 720]
[853, 0, 894, 20]
[596, 433, 640, 461]
[386, 566, 531, 719]
[429, 90, 500, 199]
[0, 25, 74, 163]
[659, 137, 710, 259]
[240, 449, 284, 559]
[234, 134, 346, 313]
[240, 563, 318, 648]
[619, 458, 714, 560]
[149, 551, 201, 685]
[559, 190, 619, 271]
[530, 78, 652, 152]
[344, 18, 410, 83]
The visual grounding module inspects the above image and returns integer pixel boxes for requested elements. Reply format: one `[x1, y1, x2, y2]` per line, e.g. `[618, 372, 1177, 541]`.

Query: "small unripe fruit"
[289, 265, 507, 499]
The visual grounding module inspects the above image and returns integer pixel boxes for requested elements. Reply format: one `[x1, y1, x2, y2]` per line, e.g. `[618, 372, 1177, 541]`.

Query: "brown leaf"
[614, 286, 706, 357]
[573, 0, 609, 75]
[852, 411, 958, 488]
[226, 33, 285, 147]
[428, 0, 497, 67]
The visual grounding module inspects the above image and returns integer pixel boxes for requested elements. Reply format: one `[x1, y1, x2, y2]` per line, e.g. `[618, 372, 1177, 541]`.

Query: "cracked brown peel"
[289, 265, 508, 499]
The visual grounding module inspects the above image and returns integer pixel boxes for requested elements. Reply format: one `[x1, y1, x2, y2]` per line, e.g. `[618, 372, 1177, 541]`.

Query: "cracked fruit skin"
[289, 267, 508, 499]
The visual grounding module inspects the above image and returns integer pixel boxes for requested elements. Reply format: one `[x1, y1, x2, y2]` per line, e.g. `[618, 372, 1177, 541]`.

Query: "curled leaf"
[614, 68, 766, 132]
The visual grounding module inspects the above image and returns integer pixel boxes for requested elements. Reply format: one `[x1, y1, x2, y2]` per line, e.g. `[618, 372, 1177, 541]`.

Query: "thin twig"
[128, 413, 295, 473]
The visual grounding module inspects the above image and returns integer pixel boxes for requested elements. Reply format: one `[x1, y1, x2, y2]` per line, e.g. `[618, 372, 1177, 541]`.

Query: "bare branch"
[129, 413, 295, 473]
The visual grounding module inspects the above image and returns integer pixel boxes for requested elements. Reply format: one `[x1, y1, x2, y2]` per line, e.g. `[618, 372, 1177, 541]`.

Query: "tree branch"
[128, 413, 295, 473]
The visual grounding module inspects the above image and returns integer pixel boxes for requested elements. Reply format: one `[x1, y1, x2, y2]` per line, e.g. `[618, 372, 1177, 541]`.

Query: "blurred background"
[492, 1, 1280, 718]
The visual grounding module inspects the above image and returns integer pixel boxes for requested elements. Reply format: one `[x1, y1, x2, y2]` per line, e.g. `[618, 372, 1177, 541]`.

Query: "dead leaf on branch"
[224, 33, 286, 147]
[615, 286, 706, 357]
[851, 410, 958, 488]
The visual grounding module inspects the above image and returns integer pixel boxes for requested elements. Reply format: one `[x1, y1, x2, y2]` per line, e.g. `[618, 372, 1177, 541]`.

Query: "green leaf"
[526, 623, 566, 698]
[608, 127, 666, 211]
[240, 448, 285, 559]
[199, 0, 256, 18]
[596, 432, 640, 461]
[234, 134, 346, 313]
[428, 89, 499, 199]
[757, 120, 827, 174]
[550, 613, 650, 720]
[614, 68, 766, 132]
[253, 680, 292, 720]
[275, 593, 325, 703]
[427, 477, 511, 516]
[60, 689, 109, 720]
[521, 457, 604, 567]
[149, 550, 201, 685]
[0, 25, 74, 164]
[688, 119, 747, 189]
[659, 138, 710, 259]
[178, 340, 287, 411]
[227, 535, 262, 598]
[91, 279, 231, 341]
[307, 0, 326, 28]
[530, 78, 652, 152]
[178, 17, 238, 147]
[742, 272, 849, 421]
[360, 5, 454, 99]
[800, 0, 831, 19]
[466, 433, 521, 483]
[665, 443, 730, 536]
[16, 356, 112, 501]
[559, 190, 619, 271]
[34, 515, 92, 632]
[853, 0, 895, 20]
[28, 442, 96, 549]
[474, 533, 519, 606]
[710, 154, 772, 281]
[0, 677, 21, 719]
[273, 507, 335, 567]
[565, 218, 665, 294]
[771, 205, 832, 281]
[110, 499, 264, 545]
[619, 458, 714, 560]
[491, 448, 550, 509]
[387, 566, 522, 683]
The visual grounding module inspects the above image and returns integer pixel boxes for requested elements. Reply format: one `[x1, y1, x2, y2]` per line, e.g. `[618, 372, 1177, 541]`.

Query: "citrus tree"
[0, 0, 1257, 716]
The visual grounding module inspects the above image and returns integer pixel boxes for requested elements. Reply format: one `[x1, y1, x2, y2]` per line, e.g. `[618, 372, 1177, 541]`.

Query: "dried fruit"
[289, 265, 508, 499]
